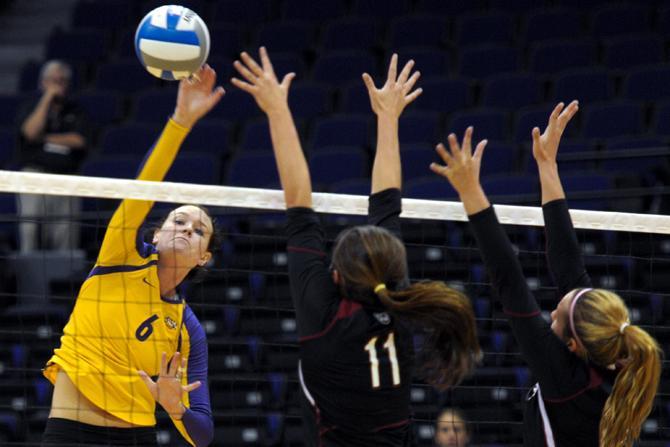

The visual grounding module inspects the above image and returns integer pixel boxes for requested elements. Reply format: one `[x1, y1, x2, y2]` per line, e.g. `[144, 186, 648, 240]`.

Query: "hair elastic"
[374, 283, 387, 294]
[619, 322, 630, 335]
[568, 288, 592, 348]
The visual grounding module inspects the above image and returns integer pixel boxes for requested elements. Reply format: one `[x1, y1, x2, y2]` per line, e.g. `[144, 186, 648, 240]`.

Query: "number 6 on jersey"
[364, 332, 400, 389]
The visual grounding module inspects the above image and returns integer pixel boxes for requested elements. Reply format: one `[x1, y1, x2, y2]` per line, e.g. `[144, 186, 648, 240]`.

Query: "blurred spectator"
[434, 407, 471, 447]
[16, 60, 90, 252]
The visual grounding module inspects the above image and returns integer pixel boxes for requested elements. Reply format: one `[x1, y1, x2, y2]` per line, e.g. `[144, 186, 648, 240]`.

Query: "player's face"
[435, 412, 469, 447]
[154, 205, 213, 268]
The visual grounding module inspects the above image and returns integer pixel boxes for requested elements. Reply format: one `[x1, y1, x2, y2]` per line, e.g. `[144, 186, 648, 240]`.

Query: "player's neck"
[156, 262, 189, 297]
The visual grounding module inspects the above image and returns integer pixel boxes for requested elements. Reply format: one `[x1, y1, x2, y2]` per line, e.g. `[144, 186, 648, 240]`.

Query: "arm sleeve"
[285, 207, 339, 337]
[172, 307, 213, 447]
[543, 199, 593, 295]
[96, 119, 189, 266]
[469, 206, 586, 397]
[368, 188, 402, 238]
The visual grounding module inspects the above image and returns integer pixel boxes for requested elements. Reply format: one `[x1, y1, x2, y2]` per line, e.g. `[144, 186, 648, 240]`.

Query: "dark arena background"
[0, 0, 668, 446]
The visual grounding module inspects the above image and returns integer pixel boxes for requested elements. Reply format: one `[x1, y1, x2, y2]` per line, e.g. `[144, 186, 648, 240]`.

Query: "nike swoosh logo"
[142, 277, 156, 288]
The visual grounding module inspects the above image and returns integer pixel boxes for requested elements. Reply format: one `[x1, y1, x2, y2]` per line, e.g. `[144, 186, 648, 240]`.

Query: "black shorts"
[41, 417, 157, 447]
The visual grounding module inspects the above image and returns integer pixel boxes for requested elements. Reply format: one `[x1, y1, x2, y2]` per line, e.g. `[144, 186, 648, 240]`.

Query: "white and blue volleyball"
[135, 5, 210, 81]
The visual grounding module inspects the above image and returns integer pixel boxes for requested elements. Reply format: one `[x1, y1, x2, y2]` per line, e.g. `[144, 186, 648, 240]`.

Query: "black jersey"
[469, 200, 616, 447]
[285, 188, 415, 447]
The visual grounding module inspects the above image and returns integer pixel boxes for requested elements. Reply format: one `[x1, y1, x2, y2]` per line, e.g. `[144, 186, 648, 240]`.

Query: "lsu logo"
[164, 316, 178, 330]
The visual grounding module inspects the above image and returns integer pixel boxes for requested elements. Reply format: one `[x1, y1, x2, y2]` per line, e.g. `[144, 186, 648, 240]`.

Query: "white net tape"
[3, 169, 669, 234]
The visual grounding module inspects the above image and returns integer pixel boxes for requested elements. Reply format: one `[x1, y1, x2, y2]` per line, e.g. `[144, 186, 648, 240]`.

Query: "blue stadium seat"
[338, 81, 370, 114]
[182, 120, 231, 156]
[240, 118, 273, 151]
[414, 0, 487, 15]
[652, 101, 670, 136]
[209, 22, 244, 58]
[459, 45, 519, 78]
[514, 104, 556, 143]
[623, 65, 670, 102]
[488, 0, 545, 11]
[0, 94, 22, 127]
[482, 174, 538, 203]
[399, 111, 440, 144]
[479, 142, 517, 176]
[309, 148, 367, 186]
[352, 0, 411, 19]
[447, 109, 509, 141]
[211, 0, 272, 25]
[76, 91, 121, 127]
[405, 177, 458, 200]
[529, 40, 597, 74]
[412, 77, 472, 114]
[401, 144, 442, 181]
[388, 16, 448, 49]
[289, 83, 331, 118]
[0, 130, 15, 169]
[256, 22, 316, 53]
[0, 195, 18, 247]
[312, 51, 378, 84]
[552, 68, 613, 103]
[164, 153, 220, 184]
[281, 0, 346, 21]
[71, 0, 129, 30]
[207, 88, 261, 122]
[46, 29, 109, 63]
[310, 115, 371, 149]
[227, 152, 278, 187]
[455, 12, 515, 46]
[521, 8, 584, 43]
[481, 73, 542, 109]
[330, 178, 370, 195]
[95, 60, 158, 94]
[601, 137, 665, 173]
[659, 5, 670, 37]
[99, 123, 157, 155]
[602, 35, 662, 70]
[321, 18, 380, 51]
[560, 172, 612, 210]
[591, 4, 650, 38]
[387, 49, 451, 78]
[581, 101, 643, 139]
[80, 156, 141, 179]
[132, 89, 177, 124]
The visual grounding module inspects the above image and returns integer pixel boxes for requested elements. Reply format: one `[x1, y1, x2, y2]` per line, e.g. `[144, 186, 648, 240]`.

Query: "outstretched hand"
[532, 100, 579, 166]
[430, 127, 488, 197]
[138, 351, 201, 420]
[232, 46, 295, 115]
[362, 54, 422, 118]
[172, 65, 225, 129]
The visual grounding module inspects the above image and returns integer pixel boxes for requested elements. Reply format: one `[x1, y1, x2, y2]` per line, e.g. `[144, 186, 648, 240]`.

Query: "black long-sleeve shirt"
[285, 188, 414, 447]
[469, 199, 616, 446]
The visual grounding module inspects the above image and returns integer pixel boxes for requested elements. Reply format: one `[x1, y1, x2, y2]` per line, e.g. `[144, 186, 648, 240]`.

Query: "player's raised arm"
[532, 100, 579, 205]
[232, 47, 311, 208]
[97, 65, 224, 266]
[365, 54, 422, 194]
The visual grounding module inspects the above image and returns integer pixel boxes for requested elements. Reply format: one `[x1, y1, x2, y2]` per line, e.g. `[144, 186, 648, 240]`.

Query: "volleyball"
[134, 5, 210, 81]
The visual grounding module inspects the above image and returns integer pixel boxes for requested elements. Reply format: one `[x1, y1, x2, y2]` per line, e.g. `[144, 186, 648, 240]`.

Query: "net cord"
[2, 170, 669, 234]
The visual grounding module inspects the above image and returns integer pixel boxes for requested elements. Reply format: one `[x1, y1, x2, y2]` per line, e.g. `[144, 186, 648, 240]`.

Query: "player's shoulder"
[182, 304, 207, 340]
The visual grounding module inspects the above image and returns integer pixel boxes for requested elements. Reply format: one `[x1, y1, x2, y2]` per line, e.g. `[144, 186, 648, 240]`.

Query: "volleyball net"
[0, 170, 668, 446]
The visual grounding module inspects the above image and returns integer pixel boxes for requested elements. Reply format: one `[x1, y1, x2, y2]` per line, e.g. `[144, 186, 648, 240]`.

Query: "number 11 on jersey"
[364, 332, 400, 389]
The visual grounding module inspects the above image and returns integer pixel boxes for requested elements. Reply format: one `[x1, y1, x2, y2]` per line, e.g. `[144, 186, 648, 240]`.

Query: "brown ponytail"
[332, 225, 481, 390]
[571, 289, 662, 446]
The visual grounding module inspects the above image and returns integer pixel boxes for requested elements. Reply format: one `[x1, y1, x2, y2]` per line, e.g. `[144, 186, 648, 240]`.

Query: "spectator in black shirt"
[430, 102, 661, 447]
[17, 59, 90, 252]
[233, 48, 481, 447]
